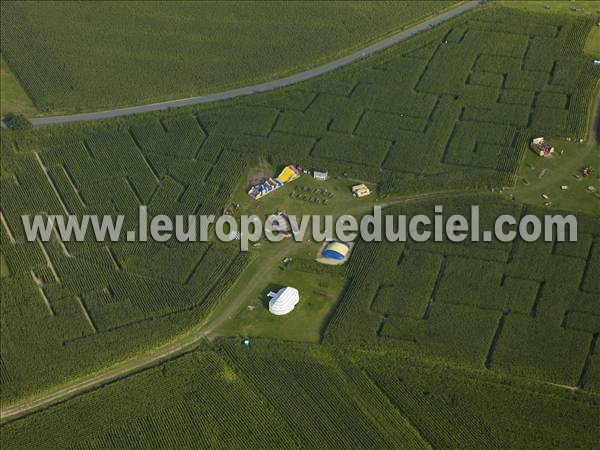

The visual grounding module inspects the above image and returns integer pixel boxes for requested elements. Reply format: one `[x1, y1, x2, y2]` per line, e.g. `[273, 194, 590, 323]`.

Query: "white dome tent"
[267, 287, 299, 315]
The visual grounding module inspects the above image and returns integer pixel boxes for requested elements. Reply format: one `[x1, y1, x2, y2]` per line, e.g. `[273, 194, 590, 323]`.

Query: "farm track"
[15, 1, 482, 128]
[0, 189, 470, 425]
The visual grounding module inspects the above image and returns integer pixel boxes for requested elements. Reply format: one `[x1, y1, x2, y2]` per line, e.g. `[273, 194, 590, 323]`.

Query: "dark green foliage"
[364, 355, 600, 448]
[218, 341, 429, 448]
[0, 1, 458, 112]
[0, 6, 598, 432]
[314, 133, 391, 167]
[469, 70, 503, 88]
[6, 343, 598, 448]
[372, 251, 441, 318]
[1, 350, 301, 448]
[3, 113, 32, 130]
[325, 197, 600, 389]
[0, 117, 249, 401]
[537, 91, 568, 109]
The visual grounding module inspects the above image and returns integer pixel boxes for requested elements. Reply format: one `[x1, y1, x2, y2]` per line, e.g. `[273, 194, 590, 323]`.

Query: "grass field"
[0, 1, 457, 115]
[1, 3, 600, 446]
[233, 165, 375, 212]
[585, 25, 600, 57]
[193, 170, 377, 342]
[511, 140, 600, 214]
[216, 252, 346, 342]
[0, 57, 37, 117]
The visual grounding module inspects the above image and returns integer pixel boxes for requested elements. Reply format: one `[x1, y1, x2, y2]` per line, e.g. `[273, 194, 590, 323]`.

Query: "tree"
[3, 112, 32, 130]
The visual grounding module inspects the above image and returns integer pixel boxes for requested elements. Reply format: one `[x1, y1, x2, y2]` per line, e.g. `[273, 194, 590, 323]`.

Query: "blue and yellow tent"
[321, 241, 351, 261]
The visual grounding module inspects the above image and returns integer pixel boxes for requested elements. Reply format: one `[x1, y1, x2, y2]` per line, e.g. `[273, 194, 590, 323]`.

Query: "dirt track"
[0, 190, 468, 425]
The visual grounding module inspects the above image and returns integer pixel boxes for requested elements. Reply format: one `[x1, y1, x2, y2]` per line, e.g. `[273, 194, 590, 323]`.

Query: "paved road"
[25, 1, 481, 127]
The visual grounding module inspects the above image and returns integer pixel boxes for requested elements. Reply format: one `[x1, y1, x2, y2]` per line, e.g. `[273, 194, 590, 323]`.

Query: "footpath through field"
[0, 189, 469, 425]
[20, 1, 481, 127]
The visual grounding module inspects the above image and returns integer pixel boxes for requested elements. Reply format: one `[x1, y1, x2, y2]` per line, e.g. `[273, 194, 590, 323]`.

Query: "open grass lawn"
[231, 165, 378, 218]
[215, 167, 374, 343]
[0, 1, 457, 115]
[217, 246, 346, 343]
[585, 25, 600, 57]
[511, 140, 600, 215]
[217, 171, 372, 342]
[0, 56, 37, 117]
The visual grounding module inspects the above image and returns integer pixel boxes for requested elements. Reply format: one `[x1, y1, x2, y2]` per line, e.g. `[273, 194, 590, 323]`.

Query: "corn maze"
[325, 196, 600, 390]
[1, 5, 600, 444]
[0, 117, 250, 401]
[3, 341, 599, 448]
[232, 7, 599, 195]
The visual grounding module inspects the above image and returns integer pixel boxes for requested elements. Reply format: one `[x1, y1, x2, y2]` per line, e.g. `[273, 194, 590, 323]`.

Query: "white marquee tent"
[267, 287, 299, 315]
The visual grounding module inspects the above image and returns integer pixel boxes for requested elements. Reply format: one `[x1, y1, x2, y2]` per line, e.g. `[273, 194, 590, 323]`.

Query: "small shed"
[352, 183, 371, 198]
[530, 137, 554, 157]
[313, 169, 329, 181]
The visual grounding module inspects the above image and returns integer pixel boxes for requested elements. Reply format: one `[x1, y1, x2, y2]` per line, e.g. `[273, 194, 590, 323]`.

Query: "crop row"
[324, 198, 600, 387]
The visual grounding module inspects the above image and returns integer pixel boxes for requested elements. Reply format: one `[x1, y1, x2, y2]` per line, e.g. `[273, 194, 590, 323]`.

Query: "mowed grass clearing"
[215, 242, 346, 343]
[0, 56, 37, 117]
[215, 167, 377, 342]
[230, 164, 378, 218]
[510, 140, 600, 215]
[585, 25, 600, 57]
[0, 1, 458, 114]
